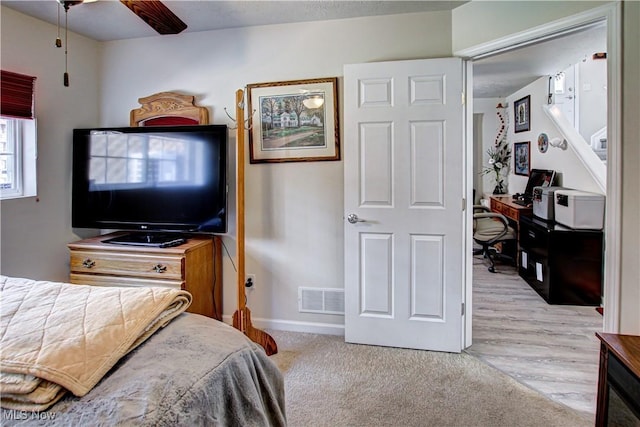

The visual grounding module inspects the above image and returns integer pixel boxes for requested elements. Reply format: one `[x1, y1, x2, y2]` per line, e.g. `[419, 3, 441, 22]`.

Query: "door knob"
[347, 213, 365, 224]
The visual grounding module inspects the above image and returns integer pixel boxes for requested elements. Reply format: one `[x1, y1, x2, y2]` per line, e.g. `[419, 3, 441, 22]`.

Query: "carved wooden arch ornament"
[129, 91, 210, 126]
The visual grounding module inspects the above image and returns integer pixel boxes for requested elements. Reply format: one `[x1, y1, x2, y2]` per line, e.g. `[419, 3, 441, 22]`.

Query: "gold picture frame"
[247, 77, 340, 163]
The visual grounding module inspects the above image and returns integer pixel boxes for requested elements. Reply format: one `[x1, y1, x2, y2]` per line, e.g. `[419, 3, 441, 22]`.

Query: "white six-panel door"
[344, 58, 465, 352]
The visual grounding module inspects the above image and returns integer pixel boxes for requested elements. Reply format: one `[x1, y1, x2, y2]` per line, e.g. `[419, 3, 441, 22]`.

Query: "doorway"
[461, 5, 620, 331]
[460, 3, 621, 414]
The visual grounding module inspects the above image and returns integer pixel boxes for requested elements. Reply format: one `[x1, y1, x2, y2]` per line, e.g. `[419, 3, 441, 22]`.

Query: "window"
[0, 117, 36, 199]
[1, 118, 20, 193]
[1, 70, 37, 200]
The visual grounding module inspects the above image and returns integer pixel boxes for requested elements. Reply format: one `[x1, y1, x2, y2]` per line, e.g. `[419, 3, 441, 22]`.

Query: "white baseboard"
[221, 314, 345, 336]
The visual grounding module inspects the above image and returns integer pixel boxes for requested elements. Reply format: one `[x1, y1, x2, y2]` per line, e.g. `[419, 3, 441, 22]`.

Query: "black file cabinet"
[518, 215, 603, 305]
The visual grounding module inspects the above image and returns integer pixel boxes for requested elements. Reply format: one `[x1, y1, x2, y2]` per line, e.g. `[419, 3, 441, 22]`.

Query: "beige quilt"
[0, 275, 192, 411]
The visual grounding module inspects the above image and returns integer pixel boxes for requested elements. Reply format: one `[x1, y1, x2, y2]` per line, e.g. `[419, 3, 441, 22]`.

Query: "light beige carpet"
[268, 330, 592, 427]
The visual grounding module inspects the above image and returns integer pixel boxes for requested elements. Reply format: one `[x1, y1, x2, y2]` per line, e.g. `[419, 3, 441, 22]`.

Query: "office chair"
[473, 205, 516, 273]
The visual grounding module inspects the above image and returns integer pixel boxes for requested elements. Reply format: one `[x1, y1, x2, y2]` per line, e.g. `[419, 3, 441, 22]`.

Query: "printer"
[554, 189, 605, 230]
[532, 186, 564, 221]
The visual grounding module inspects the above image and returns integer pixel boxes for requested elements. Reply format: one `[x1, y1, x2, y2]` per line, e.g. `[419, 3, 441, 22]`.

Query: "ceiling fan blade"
[119, 0, 187, 35]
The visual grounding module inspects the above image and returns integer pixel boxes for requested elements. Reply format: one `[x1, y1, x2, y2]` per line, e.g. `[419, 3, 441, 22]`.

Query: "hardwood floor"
[466, 255, 603, 417]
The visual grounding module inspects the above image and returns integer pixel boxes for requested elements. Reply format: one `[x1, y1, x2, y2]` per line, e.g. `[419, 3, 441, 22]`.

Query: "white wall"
[473, 98, 505, 197]
[475, 58, 606, 197]
[578, 56, 607, 141]
[0, 7, 101, 281]
[452, 1, 611, 53]
[0, 10, 452, 331]
[3, 1, 637, 333]
[100, 12, 452, 329]
[506, 77, 602, 194]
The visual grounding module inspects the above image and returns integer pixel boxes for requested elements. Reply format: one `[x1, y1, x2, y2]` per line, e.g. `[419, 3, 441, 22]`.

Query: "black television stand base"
[103, 232, 186, 248]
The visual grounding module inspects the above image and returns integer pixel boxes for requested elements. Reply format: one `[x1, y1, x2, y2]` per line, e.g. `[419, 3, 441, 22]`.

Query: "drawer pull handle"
[82, 259, 95, 269]
[153, 264, 167, 273]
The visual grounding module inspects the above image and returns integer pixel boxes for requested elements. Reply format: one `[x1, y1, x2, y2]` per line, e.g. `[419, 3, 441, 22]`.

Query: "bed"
[0, 276, 286, 426]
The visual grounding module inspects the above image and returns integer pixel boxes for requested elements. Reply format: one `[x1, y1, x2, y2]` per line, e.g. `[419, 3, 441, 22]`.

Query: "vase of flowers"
[483, 143, 511, 194]
[482, 106, 511, 194]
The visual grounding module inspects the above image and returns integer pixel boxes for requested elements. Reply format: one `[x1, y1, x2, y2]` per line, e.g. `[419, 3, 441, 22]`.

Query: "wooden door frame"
[456, 3, 622, 345]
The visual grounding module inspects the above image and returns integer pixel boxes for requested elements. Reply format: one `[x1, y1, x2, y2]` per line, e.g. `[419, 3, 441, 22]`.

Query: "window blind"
[1, 70, 36, 119]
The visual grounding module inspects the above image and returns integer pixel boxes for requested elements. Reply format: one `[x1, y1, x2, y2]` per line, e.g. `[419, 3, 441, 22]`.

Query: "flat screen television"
[72, 125, 228, 243]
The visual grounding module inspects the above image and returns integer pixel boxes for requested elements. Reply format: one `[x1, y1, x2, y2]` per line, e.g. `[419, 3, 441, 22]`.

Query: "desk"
[489, 195, 532, 266]
[489, 195, 532, 224]
[595, 333, 640, 426]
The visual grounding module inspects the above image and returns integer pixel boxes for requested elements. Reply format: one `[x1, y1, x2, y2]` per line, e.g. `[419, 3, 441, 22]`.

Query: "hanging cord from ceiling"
[55, 4, 62, 48]
[64, 5, 69, 87]
[55, 1, 80, 87]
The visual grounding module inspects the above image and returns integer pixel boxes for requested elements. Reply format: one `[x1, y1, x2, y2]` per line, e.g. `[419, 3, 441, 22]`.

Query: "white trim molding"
[464, 60, 474, 350]
[602, 2, 622, 333]
[457, 2, 622, 333]
[454, 4, 615, 60]
[222, 314, 345, 336]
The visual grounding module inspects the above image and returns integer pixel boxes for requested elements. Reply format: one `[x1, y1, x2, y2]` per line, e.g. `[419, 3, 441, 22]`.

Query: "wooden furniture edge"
[596, 332, 640, 378]
[129, 91, 210, 127]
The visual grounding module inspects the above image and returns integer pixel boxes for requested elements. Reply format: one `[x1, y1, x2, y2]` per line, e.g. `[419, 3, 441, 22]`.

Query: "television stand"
[103, 232, 186, 248]
[68, 232, 222, 320]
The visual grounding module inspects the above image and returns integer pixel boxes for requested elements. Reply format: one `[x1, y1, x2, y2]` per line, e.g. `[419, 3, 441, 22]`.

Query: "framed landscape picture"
[514, 141, 531, 176]
[247, 77, 340, 164]
[514, 95, 530, 133]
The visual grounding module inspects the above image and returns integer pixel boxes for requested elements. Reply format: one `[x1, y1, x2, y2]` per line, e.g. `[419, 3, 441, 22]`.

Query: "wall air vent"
[298, 287, 344, 315]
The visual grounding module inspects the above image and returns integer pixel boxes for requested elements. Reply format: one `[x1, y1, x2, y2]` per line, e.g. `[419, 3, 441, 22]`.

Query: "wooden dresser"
[68, 232, 222, 320]
[595, 333, 640, 426]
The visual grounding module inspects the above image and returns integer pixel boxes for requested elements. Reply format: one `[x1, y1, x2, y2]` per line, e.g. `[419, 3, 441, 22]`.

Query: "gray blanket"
[1, 314, 286, 426]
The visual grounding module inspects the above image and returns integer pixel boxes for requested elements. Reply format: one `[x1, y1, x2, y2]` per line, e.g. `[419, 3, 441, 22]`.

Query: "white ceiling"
[2, 1, 606, 98]
[2, 1, 467, 41]
[472, 23, 607, 98]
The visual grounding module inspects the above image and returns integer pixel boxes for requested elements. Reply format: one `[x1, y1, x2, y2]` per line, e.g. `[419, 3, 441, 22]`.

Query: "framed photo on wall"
[514, 95, 530, 133]
[513, 141, 531, 176]
[247, 77, 340, 164]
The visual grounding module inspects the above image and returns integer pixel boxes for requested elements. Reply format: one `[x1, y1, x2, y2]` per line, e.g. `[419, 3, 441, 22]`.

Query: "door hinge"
[462, 198, 466, 211]
[462, 302, 465, 316]
[462, 92, 466, 106]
